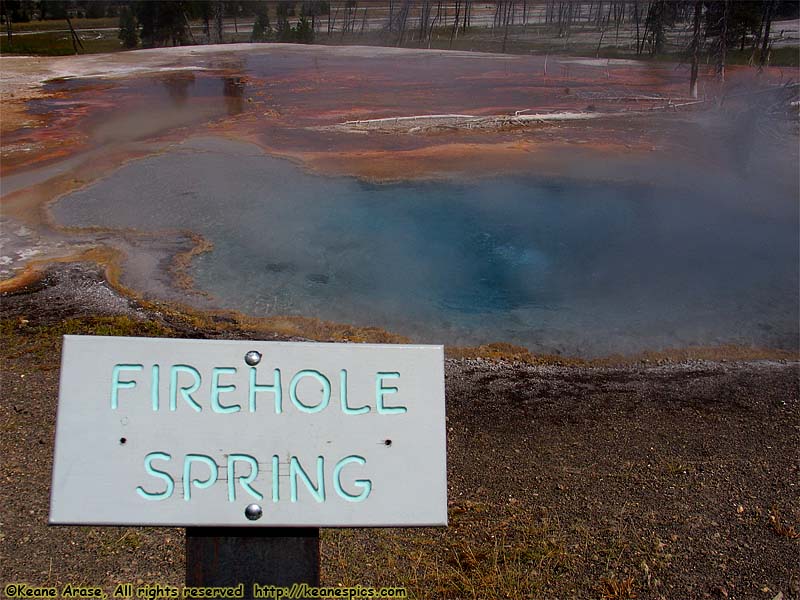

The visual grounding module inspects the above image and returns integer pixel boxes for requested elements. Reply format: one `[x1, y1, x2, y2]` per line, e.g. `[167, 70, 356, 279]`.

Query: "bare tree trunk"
[717, 0, 728, 81]
[501, 0, 514, 53]
[564, 1, 573, 41]
[449, 0, 461, 46]
[749, 1, 765, 64]
[183, 10, 197, 44]
[341, 2, 351, 39]
[210, 1, 224, 44]
[557, 2, 563, 36]
[428, 1, 442, 47]
[417, 0, 430, 45]
[596, 26, 606, 58]
[66, 17, 84, 53]
[638, 6, 650, 57]
[397, 0, 410, 46]
[330, 2, 339, 35]
[216, 2, 224, 42]
[689, 0, 702, 98]
[759, 0, 775, 68]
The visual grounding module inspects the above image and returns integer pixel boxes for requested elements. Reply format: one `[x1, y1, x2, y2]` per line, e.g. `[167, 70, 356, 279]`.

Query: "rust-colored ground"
[0, 44, 760, 181]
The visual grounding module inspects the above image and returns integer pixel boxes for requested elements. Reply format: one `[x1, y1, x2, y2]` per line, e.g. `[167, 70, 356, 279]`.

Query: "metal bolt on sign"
[244, 504, 263, 521]
[244, 351, 262, 366]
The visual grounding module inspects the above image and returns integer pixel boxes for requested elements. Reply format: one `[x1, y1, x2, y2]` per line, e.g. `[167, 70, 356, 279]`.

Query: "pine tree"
[295, 15, 313, 43]
[251, 3, 271, 41]
[118, 6, 139, 48]
[276, 0, 293, 41]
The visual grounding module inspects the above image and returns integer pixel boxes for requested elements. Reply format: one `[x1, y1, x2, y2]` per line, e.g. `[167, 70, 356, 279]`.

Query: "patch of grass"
[322, 502, 671, 597]
[768, 47, 800, 68]
[8, 18, 118, 32]
[323, 503, 582, 599]
[769, 507, 800, 540]
[322, 480, 690, 597]
[56, 316, 173, 337]
[665, 461, 693, 476]
[597, 575, 637, 599]
[447, 342, 580, 366]
[0, 32, 124, 56]
[725, 46, 800, 68]
[94, 530, 143, 557]
[0, 316, 175, 363]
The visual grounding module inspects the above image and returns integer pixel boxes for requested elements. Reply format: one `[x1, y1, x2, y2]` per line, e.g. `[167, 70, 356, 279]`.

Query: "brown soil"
[1, 263, 798, 599]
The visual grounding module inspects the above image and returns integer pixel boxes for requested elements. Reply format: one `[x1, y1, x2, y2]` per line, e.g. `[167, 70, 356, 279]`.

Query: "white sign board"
[50, 336, 447, 527]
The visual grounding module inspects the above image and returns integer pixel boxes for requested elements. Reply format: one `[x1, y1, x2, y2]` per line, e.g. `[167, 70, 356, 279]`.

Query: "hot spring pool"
[52, 137, 799, 356]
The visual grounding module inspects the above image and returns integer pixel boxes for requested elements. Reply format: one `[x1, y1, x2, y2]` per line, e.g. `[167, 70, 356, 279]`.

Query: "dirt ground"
[1, 263, 797, 600]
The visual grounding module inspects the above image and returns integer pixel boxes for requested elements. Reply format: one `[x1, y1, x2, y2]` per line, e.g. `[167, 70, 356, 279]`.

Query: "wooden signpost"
[50, 336, 447, 598]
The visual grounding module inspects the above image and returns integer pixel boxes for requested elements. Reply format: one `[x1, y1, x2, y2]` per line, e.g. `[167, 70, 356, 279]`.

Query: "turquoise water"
[52, 137, 799, 356]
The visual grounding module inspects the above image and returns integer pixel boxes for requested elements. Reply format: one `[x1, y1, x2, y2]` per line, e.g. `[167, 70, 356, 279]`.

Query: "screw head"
[244, 351, 262, 366]
[244, 504, 263, 521]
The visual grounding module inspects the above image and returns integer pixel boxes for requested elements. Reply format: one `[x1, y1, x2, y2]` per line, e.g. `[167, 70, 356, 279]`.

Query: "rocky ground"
[1, 263, 797, 599]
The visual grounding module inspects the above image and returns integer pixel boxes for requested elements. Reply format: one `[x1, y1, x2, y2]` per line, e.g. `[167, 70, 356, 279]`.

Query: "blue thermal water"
[52, 137, 799, 356]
